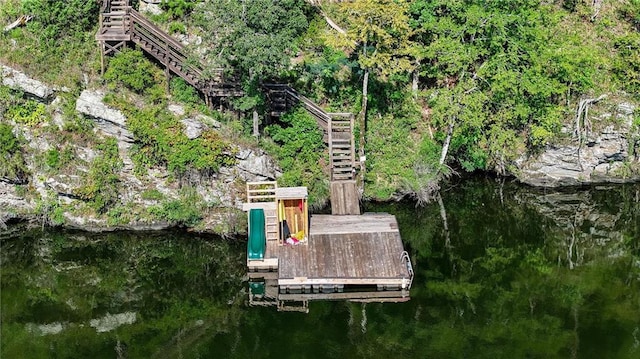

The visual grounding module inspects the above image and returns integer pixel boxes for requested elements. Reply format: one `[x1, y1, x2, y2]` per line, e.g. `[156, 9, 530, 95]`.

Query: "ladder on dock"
[96, 0, 242, 102]
[246, 181, 278, 242]
[264, 84, 360, 214]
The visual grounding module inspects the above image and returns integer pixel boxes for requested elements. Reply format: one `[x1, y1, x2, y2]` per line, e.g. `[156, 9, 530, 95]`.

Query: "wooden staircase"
[329, 115, 356, 181]
[264, 84, 360, 214]
[264, 84, 331, 130]
[96, 0, 242, 101]
[96, 1, 359, 214]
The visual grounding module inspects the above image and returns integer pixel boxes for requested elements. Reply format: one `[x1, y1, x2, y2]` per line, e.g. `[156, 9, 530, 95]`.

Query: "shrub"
[160, 0, 198, 19]
[104, 48, 157, 93]
[118, 102, 236, 177]
[45, 149, 60, 170]
[6, 100, 49, 127]
[75, 138, 123, 213]
[265, 107, 328, 204]
[0, 123, 29, 184]
[168, 22, 186, 35]
[44, 146, 74, 172]
[613, 34, 640, 99]
[141, 189, 165, 201]
[22, 0, 100, 41]
[150, 187, 202, 226]
[170, 77, 200, 105]
[1, 2, 100, 88]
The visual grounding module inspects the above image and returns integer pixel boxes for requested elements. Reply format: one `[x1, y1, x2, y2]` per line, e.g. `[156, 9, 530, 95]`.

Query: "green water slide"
[248, 208, 266, 260]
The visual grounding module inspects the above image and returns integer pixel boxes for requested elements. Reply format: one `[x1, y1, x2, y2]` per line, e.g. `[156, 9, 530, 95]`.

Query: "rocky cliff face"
[514, 100, 639, 187]
[1, 65, 279, 233]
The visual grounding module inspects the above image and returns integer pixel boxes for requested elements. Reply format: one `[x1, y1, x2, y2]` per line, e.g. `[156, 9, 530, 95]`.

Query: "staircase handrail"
[129, 9, 186, 55]
[285, 87, 331, 123]
[129, 8, 233, 92]
[99, 11, 129, 36]
[129, 9, 202, 76]
[263, 84, 331, 125]
[98, 0, 241, 98]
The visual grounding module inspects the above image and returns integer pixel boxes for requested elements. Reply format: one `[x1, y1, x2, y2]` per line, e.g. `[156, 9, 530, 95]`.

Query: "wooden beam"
[279, 290, 410, 302]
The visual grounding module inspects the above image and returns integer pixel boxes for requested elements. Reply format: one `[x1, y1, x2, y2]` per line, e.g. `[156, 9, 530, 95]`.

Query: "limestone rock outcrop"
[76, 90, 135, 144]
[2, 65, 55, 101]
[1, 65, 281, 233]
[515, 101, 639, 186]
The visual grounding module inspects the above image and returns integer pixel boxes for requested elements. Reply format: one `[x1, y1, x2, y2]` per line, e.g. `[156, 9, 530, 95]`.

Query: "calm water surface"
[1, 178, 639, 358]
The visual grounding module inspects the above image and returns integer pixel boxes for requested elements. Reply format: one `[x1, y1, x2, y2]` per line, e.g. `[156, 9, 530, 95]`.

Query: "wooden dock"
[248, 213, 413, 293]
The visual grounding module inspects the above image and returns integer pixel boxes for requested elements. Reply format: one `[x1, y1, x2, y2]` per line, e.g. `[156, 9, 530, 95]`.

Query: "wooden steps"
[265, 209, 278, 242]
[263, 84, 359, 213]
[97, 0, 242, 98]
[329, 117, 355, 181]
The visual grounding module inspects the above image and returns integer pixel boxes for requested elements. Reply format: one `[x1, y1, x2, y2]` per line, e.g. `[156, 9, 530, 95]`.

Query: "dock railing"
[400, 251, 414, 290]
[246, 181, 278, 203]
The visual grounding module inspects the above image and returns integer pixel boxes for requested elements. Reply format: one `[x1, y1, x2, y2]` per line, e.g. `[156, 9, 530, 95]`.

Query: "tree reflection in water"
[1, 179, 638, 358]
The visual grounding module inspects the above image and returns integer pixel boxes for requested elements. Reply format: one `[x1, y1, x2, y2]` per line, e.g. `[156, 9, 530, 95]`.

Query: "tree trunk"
[4, 15, 32, 32]
[320, 10, 348, 35]
[574, 94, 606, 170]
[252, 110, 259, 138]
[439, 121, 454, 167]
[359, 69, 369, 169]
[412, 61, 420, 96]
[591, 0, 603, 21]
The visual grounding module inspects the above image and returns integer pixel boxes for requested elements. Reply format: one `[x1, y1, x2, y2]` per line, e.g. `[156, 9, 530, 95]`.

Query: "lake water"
[1, 177, 639, 358]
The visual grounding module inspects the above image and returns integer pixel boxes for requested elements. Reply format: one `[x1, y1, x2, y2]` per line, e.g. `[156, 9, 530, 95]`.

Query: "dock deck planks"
[276, 214, 410, 288]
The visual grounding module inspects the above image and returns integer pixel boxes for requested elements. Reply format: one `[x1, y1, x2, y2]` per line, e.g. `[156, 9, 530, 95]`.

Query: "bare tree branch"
[4, 15, 33, 32]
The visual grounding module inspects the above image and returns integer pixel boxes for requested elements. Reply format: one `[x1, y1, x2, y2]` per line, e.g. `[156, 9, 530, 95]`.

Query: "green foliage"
[168, 130, 235, 174]
[75, 138, 123, 213]
[620, 0, 640, 31]
[44, 149, 60, 169]
[406, 0, 603, 172]
[0, 123, 19, 154]
[0, 86, 22, 113]
[44, 146, 74, 172]
[106, 205, 127, 226]
[104, 49, 158, 94]
[141, 189, 165, 201]
[34, 192, 65, 226]
[150, 187, 203, 226]
[6, 100, 49, 126]
[0, 123, 29, 183]
[111, 98, 236, 176]
[365, 109, 421, 200]
[21, 0, 99, 41]
[160, 0, 198, 19]
[0, 0, 101, 88]
[168, 21, 186, 35]
[194, 0, 310, 82]
[170, 77, 200, 105]
[329, 0, 416, 79]
[264, 107, 328, 204]
[613, 33, 640, 98]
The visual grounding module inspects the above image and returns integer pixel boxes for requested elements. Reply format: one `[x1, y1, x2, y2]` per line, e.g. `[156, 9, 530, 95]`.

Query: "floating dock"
[277, 214, 412, 290]
[244, 182, 413, 311]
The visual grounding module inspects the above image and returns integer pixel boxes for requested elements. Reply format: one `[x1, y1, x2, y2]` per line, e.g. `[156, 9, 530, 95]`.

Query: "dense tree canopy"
[402, 0, 600, 172]
[1, 0, 638, 203]
[193, 0, 311, 82]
